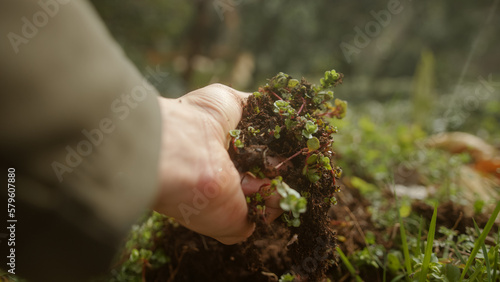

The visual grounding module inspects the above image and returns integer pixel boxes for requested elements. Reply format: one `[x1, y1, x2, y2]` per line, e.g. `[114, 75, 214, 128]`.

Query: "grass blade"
[451, 241, 466, 265]
[459, 200, 500, 281]
[473, 219, 491, 282]
[416, 216, 423, 255]
[419, 204, 438, 282]
[390, 273, 406, 282]
[399, 216, 413, 279]
[394, 189, 412, 279]
[493, 229, 499, 282]
[493, 245, 498, 282]
[467, 264, 485, 282]
[336, 247, 363, 282]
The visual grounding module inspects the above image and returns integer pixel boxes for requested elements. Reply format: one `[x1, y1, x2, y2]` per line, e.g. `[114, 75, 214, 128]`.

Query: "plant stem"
[268, 90, 283, 100]
[330, 170, 336, 185]
[297, 97, 306, 115]
[275, 148, 307, 170]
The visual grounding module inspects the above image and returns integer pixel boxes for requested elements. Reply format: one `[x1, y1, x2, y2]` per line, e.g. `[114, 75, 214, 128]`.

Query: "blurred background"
[91, 0, 499, 191]
[90, 0, 499, 142]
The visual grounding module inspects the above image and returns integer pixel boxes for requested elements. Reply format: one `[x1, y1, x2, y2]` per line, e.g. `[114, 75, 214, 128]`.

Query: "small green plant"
[112, 212, 171, 282]
[249, 166, 266, 179]
[320, 69, 341, 88]
[248, 126, 260, 136]
[302, 153, 334, 183]
[279, 272, 296, 282]
[271, 176, 307, 227]
[271, 72, 290, 89]
[306, 137, 320, 151]
[273, 100, 296, 116]
[301, 120, 318, 139]
[285, 117, 298, 130]
[229, 129, 244, 150]
[273, 125, 282, 139]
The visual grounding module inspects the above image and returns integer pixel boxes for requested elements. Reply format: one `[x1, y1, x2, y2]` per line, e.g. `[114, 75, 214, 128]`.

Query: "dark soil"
[144, 182, 494, 282]
[227, 75, 344, 281]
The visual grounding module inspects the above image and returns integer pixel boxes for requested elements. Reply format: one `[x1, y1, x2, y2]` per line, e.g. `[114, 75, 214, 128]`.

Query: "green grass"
[419, 204, 437, 282]
[493, 229, 499, 282]
[459, 200, 500, 281]
[330, 180, 499, 282]
[336, 247, 363, 282]
[397, 199, 413, 280]
[474, 219, 492, 282]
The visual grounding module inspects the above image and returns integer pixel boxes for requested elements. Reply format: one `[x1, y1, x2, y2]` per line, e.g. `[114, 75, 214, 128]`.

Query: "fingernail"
[241, 176, 250, 186]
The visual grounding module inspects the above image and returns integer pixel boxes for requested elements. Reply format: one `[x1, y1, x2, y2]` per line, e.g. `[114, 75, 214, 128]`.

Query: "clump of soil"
[144, 71, 348, 282]
[228, 71, 346, 280]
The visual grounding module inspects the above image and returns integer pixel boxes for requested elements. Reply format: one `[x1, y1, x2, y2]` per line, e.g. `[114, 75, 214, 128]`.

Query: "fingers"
[261, 194, 283, 223]
[169, 83, 285, 243]
[240, 174, 284, 224]
[263, 207, 283, 223]
[193, 149, 255, 245]
[241, 175, 270, 194]
[211, 191, 255, 245]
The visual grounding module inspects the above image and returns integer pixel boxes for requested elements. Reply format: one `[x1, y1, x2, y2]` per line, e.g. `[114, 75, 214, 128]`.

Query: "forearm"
[0, 0, 162, 280]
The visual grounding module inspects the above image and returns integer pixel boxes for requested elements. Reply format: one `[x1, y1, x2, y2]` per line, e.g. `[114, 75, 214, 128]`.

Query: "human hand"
[154, 84, 282, 244]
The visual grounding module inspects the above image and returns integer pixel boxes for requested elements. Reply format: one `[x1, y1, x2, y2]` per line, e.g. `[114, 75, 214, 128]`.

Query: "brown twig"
[168, 247, 188, 282]
[297, 97, 306, 115]
[343, 206, 368, 247]
[451, 211, 463, 231]
[275, 148, 307, 170]
[269, 90, 283, 100]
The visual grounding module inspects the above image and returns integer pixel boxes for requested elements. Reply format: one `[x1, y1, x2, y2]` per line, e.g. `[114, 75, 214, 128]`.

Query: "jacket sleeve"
[0, 0, 162, 280]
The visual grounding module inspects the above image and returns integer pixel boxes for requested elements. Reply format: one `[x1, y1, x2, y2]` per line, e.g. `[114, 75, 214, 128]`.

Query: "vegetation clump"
[229, 70, 347, 280]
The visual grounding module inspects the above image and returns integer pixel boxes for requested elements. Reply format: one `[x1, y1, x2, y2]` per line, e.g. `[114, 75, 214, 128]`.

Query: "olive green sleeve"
[0, 0, 162, 280]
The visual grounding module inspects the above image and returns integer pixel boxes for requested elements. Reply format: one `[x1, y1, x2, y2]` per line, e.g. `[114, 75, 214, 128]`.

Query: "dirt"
[227, 74, 345, 281]
[411, 200, 493, 234]
[141, 180, 496, 282]
[326, 183, 496, 281]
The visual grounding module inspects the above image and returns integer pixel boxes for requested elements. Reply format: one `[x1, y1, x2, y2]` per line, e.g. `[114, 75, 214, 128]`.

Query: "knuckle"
[209, 83, 232, 92]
